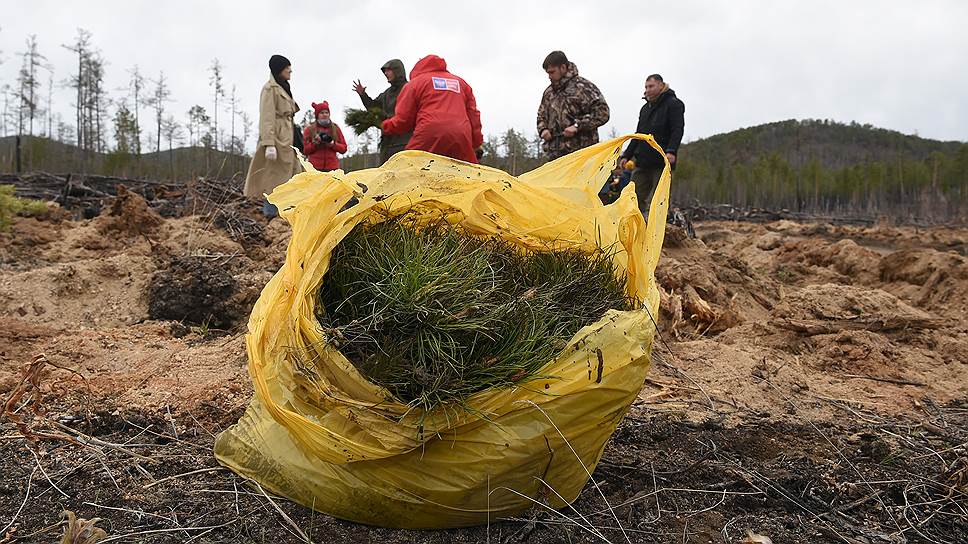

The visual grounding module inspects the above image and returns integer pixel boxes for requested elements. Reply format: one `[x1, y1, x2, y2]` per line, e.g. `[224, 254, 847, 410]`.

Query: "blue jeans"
[262, 199, 278, 218]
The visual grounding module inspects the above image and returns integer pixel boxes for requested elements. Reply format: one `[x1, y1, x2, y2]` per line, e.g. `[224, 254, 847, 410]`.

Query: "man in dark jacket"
[536, 51, 610, 160]
[620, 74, 685, 216]
[353, 59, 412, 164]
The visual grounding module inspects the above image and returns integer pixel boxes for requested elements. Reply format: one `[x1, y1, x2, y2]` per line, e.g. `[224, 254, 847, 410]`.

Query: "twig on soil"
[29, 448, 69, 498]
[97, 455, 121, 491]
[142, 466, 227, 489]
[185, 409, 217, 439]
[82, 501, 177, 524]
[49, 420, 155, 462]
[587, 487, 764, 517]
[755, 376, 908, 539]
[97, 521, 240, 543]
[840, 374, 927, 387]
[166, 404, 179, 439]
[0, 465, 37, 535]
[254, 482, 313, 543]
[491, 484, 612, 543]
[642, 305, 717, 411]
[533, 476, 611, 542]
[522, 400, 632, 544]
[18, 521, 64, 541]
[117, 413, 210, 451]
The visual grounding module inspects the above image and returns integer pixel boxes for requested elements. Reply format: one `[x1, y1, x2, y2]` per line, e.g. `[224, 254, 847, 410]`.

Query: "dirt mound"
[0, 216, 63, 271]
[773, 283, 934, 322]
[775, 238, 882, 284]
[0, 254, 153, 328]
[879, 248, 968, 315]
[809, 329, 900, 371]
[657, 248, 780, 336]
[147, 255, 244, 328]
[96, 185, 163, 237]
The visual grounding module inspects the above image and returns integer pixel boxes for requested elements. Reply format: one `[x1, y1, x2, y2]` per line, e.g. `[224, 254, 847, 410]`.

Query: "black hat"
[269, 54, 291, 76]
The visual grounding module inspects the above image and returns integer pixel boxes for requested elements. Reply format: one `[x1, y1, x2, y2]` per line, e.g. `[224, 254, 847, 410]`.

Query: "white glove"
[265, 146, 277, 161]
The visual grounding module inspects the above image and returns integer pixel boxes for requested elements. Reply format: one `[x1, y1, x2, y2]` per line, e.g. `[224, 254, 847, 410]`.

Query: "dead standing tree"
[16, 34, 47, 137]
[147, 71, 172, 172]
[127, 65, 146, 155]
[161, 115, 184, 180]
[62, 29, 92, 152]
[209, 58, 225, 152]
[84, 53, 108, 153]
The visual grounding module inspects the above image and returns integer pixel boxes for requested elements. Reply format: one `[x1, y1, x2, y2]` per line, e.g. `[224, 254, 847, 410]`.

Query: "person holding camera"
[303, 101, 348, 172]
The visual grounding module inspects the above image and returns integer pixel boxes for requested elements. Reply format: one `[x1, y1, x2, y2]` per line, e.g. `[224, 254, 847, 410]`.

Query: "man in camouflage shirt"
[536, 51, 610, 160]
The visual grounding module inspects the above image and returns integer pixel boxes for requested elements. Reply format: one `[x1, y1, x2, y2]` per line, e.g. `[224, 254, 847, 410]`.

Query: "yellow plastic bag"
[214, 134, 671, 528]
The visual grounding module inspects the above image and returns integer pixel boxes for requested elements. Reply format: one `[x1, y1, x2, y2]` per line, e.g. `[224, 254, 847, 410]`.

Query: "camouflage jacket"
[536, 63, 610, 159]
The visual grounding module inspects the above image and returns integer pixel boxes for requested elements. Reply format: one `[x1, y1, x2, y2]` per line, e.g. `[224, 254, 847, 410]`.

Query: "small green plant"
[774, 267, 797, 284]
[0, 185, 48, 231]
[190, 316, 212, 337]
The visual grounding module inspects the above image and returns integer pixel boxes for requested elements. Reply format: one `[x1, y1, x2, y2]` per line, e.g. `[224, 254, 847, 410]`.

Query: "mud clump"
[147, 255, 242, 328]
[97, 185, 163, 237]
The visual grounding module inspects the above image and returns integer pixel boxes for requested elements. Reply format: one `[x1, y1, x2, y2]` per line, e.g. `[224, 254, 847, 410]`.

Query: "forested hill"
[674, 119, 968, 221]
[0, 135, 252, 181]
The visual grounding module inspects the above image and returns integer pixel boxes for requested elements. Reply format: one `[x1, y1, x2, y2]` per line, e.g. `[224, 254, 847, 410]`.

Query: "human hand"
[265, 146, 277, 161]
[563, 124, 578, 137]
[540, 129, 552, 141]
[666, 152, 676, 164]
[619, 158, 628, 169]
[352, 80, 366, 94]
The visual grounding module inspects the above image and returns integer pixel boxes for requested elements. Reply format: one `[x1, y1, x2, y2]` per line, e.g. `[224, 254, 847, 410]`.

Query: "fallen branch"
[841, 374, 927, 387]
[774, 316, 944, 336]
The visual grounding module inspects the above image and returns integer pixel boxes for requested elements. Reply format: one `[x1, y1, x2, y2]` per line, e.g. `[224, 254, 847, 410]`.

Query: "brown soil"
[1, 197, 966, 543]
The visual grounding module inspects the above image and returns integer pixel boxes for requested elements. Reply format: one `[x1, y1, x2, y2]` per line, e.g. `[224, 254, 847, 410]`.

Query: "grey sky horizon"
[2, 0, 967, 154]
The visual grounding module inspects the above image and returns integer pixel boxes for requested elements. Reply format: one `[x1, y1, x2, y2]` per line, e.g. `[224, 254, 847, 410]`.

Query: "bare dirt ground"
[1, 192, 966, 543]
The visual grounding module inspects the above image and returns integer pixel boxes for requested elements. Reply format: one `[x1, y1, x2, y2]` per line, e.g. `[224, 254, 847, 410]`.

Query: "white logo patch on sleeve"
[432, 77, 461, 93]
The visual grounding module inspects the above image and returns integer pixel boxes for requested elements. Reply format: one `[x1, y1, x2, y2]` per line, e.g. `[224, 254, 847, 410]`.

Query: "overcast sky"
[2, 0, 966, 153]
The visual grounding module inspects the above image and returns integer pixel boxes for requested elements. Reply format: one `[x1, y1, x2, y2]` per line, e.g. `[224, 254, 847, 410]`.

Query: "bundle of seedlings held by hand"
[315, 215, 636, 412]
[343, 107, 387, 136]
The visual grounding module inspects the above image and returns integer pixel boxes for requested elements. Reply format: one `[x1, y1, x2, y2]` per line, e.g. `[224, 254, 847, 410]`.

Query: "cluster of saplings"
[315, 216, 635, 411]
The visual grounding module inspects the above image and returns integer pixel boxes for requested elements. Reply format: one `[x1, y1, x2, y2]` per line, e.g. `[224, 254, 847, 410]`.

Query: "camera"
[318, 132, 334, 145]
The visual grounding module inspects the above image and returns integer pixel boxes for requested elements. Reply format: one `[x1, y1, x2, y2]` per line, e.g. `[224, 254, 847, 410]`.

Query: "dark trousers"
[631, 165, 665, 217]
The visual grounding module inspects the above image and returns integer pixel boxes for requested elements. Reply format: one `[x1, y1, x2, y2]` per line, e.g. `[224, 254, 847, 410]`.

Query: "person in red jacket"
[303, 101, 347, 171]
[382, 55, 483, 164]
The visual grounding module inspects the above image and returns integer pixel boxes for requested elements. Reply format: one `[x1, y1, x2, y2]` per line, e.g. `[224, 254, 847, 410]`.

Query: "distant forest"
[674, 119, 968, 222]
[3, 122, 966, 224]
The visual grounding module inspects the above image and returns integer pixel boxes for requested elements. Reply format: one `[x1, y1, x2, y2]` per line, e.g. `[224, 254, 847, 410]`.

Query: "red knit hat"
[312, 101, 330, 114]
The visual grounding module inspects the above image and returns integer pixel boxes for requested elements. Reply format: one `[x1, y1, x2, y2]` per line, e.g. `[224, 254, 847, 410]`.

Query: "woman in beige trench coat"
[244, 54, 302, 217]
